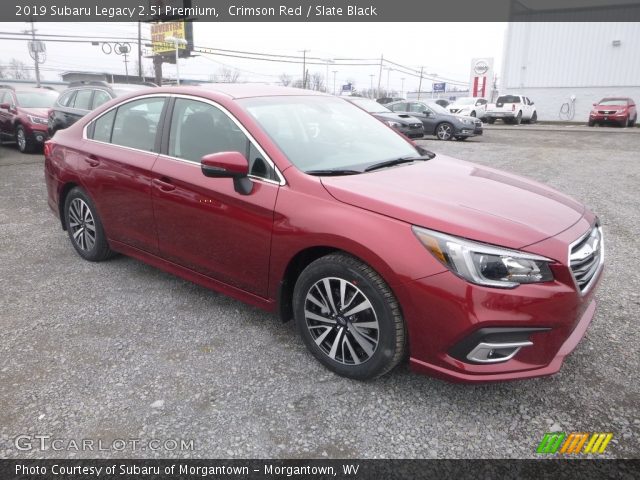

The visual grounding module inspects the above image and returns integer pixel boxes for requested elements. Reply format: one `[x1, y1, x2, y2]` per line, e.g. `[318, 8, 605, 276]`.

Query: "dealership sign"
[150, 21, 193, 60]
[469, 57, 494, 99]
[433, 82, 446, 92]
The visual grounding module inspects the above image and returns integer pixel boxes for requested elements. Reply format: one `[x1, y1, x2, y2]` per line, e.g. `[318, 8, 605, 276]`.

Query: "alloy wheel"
[68, 198, 96, 251]
[436, 123, 453, 140]
[16, 128, 26, 151]
[304, 277, 379, 365]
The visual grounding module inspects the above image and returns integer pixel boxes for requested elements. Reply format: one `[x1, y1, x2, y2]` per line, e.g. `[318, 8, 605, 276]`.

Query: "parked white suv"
[448, 97, 488, 120]
[486, 95, 537, 125]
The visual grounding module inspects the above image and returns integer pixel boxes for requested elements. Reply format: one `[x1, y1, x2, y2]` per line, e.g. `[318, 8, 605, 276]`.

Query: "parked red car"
[589, 97, 637, 127]
[0, 85, 59, 153]
[44, 86, 604, 382]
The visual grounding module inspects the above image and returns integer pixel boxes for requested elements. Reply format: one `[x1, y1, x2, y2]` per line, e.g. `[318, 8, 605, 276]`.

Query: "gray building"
[500, 22, 640, 121]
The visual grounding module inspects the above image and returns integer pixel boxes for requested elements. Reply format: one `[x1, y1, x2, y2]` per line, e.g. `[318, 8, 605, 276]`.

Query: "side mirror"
[201, 151, 253, 195]
[0, 103, 10, 110]
[423, 111, 431, 117]
[593, 103, 597, 106]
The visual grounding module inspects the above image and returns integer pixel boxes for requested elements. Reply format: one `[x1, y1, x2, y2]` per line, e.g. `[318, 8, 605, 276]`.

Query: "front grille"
[474, 120, 482, 126]
[409, 123, 422, 129]
[569, 225, 603, 293]
[598, 110, 616, 114]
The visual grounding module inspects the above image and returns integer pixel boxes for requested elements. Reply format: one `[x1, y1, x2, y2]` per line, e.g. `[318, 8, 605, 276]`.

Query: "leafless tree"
[309, 72, 325, 92]
[215, 67, 241, 83]
[279, 73, 292, 87]
[6, 59, 32, 80]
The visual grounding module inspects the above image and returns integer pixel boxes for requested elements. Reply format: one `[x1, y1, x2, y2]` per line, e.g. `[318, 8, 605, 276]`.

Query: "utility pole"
[332, 70, 337, 96]
[417, 66, 424, 100]
[27, 19, 41, 88]
[369, 74, 374, 97]
[377, 54, 384, 94]
[299, 50, 308, 89]
[137, 22, 142, 79]
[401, 77, 405, 98]
[386, 67, 392, 93]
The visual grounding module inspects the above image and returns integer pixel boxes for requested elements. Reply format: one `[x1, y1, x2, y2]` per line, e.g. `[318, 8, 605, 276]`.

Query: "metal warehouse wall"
[501, 22, 640, 121]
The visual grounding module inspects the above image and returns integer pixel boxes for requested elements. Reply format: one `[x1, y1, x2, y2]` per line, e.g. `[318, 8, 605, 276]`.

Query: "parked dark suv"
[0, 85, 59, 153]
[48, 81, 155, 136]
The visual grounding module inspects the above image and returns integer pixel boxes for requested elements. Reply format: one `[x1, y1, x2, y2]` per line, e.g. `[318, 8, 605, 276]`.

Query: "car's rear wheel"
[487, 117, 496, 124]
[435, 122, 454, 140]
[15, 125, 35, 153]
[514, 112, 522, 125]
[530, 111, 537, 124]
[470, 111, 476, 117]
[293, 253, 405, 380]
[63, 187, 114, 262]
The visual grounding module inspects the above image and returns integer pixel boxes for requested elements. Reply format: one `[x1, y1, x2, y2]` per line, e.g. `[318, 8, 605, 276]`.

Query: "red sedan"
[44, 85, 603, 382]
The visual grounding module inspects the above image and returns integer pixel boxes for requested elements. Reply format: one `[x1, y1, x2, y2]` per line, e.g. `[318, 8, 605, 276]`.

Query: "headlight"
[27, 115, 48, 125]
[384, 120, 402, 128]
[412, 226, 554, 288]
[457, 117, 475, 125]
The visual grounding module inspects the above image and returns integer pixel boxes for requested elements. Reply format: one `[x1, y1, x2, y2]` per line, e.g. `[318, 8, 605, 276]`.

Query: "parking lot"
[0, 127, 638, 459]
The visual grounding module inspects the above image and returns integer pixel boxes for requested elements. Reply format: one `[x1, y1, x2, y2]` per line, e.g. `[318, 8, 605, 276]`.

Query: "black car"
[387, 100, 482, 141]
[376, 96, 404, 105]
[345, 97, 425, 139]
[48, 81, 155, 136]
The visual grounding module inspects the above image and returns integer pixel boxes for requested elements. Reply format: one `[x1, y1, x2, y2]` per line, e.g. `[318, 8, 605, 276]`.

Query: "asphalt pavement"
[0, 127, 638, 459]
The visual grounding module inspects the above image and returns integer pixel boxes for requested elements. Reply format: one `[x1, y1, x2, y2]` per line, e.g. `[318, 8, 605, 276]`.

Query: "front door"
[151, 97, 280, 297]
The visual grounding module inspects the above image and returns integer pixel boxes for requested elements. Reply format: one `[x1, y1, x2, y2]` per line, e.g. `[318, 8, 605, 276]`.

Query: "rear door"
[83, 95, 167, 253]
[408, 102, 438, 134]
[151, 96, 280, 296]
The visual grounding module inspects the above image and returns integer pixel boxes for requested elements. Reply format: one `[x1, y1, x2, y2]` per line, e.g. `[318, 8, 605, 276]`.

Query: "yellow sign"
[151, 22, 187, 54]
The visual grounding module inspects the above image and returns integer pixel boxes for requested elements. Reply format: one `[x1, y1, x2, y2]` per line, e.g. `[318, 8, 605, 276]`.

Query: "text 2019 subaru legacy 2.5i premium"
[44, 85, 604, 382]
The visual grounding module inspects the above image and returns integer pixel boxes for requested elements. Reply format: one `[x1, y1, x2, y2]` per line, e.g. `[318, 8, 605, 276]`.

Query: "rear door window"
[92, 90, 111, 109]
[389, 102, 409, 112]
[73, 89, 93, 110]
[110, 97, 165, 152]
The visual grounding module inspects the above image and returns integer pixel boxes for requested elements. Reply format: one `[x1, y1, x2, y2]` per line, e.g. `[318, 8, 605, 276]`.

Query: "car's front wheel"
[63, 187, 114, 262]
[15, 125, 35, 153]
[293, 253, 405, 380]
[435, 122, 454, 140]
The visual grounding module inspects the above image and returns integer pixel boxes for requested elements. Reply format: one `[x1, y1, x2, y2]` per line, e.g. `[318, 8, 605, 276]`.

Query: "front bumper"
[395, 221, 602, 383]
[396, 124, 425, 139]
[454, 122, 482, 137]
[25, 124, 49, 144]
[589, 113, 627, 124]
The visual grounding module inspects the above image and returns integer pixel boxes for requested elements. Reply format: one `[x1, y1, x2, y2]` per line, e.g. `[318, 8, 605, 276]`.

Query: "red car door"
[151, 97, 280, 297]
[82, 95, 168, 254]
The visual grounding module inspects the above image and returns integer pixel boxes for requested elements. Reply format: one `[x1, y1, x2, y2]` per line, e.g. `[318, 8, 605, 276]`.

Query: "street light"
[401, 77, 405, 98]
[166, 36, 187, 85]
[332, 70, 338, 96]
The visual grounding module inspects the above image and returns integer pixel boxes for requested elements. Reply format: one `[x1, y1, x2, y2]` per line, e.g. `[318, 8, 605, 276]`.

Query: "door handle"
[83, 155, 100, 167]
[152, 177, 176, 192]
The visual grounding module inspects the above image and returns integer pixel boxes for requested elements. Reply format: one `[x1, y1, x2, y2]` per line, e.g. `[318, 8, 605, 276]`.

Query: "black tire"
[293, 253, 406, 380]
[514, 111, 522, 125]
[588, 120, 595, 127]
[435, 122, 454, 141]
[63, 187, 114, 262]
[530, 111, 537, 124]
[15, 125, 35, 153]
[628, 116, 636, 127]
[469, 111, 476, 117]
[487, 117, 496, 124]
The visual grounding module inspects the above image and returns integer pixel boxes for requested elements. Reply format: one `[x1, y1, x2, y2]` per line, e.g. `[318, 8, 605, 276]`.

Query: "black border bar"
[6, 0, 640, 22]
[1, 459, 639, 480]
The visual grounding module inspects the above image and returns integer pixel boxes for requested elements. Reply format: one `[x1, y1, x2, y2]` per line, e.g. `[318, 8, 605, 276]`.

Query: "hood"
[448, 103, 472, 111]
[594, 103, 627, 110]
[21, 107, 49, 118]
[321, 155, 585, 249]
[372, 112, 421, 125]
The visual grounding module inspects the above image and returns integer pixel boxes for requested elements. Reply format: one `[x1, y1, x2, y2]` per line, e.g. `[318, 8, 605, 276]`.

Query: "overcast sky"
[0, 22, 506, 93]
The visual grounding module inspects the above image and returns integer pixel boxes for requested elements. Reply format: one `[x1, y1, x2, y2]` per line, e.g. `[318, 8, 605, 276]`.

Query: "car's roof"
[600, 97, 629, 101]
[151, 84, 330, 100]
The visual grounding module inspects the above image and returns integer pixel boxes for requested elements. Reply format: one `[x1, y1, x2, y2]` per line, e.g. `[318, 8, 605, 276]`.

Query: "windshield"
[497, 95, 521, 104]
[347, 97, 391, 113]
[455, 98, 476, 105]
[598, 99, 628, 106]
[16, 90, 59, 108]
[241, 96, 419, 173]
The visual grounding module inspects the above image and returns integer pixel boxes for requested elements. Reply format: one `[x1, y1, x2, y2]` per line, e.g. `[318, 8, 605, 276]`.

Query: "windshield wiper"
[305, 169, 362, 176]
[364, 154, 434, 172]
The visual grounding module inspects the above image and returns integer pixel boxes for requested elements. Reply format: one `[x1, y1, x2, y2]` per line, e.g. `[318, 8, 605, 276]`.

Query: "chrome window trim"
[82, 92, 286, 186]
[568, 223, 604, 296]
